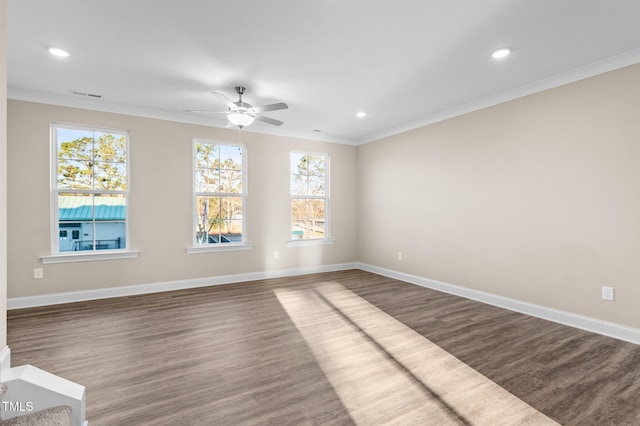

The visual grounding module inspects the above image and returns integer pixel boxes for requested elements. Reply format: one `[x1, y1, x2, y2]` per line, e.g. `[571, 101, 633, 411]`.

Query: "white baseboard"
[7, 262, 358, 310]
[10, 261, 639, 346]
[357, 262, 640, 346]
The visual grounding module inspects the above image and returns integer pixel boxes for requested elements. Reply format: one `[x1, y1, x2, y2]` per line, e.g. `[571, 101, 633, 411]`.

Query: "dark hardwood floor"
[7, 270, 640, 425]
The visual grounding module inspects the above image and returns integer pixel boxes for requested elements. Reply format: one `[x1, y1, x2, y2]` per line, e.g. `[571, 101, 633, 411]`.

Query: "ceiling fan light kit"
[185, 86, 288, 129]
[227, 111, 255, 128]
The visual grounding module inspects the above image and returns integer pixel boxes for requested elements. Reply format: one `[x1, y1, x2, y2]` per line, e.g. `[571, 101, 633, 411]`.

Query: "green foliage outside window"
[57, 132, 127, 191]
[291, 152, 328, 240]
[194, 142, 245, 245]
[53, 125, 129, 253]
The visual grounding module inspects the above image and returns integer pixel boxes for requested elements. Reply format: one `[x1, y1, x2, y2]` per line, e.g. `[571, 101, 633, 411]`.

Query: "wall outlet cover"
[602, 286, 614, 301]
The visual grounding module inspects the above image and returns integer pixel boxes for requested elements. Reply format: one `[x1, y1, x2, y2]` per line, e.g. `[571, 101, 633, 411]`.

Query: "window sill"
[41, 249, 140, 264]
[186, 243, 254, 254]
[286, 238, 335, 247]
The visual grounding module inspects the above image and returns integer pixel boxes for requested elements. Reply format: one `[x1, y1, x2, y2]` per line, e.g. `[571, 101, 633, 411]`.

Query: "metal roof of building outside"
[58, 195, 126, 221]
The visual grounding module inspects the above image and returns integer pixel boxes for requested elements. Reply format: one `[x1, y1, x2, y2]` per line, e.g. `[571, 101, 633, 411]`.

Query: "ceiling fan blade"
[253, 114, 284, 126]
[183, 109, 228, 113]
[212, 91, 237, 109]
[250, 102, 288, 113]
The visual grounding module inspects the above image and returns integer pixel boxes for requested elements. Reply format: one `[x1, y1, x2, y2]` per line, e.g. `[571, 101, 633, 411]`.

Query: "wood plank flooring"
[7, 270, 640, 425]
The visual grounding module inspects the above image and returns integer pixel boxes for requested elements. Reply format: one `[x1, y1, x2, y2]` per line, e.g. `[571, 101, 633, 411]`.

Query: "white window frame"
[288, 150, 334, 246]
[187, 139, 252, 254]
[42, 122, 138, 264]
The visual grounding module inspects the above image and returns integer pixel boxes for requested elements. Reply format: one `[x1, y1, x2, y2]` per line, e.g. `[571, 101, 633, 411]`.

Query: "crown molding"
[7, 88, 359, 146]
[360, 47, 640, 145]
[10, 47, 640, 148]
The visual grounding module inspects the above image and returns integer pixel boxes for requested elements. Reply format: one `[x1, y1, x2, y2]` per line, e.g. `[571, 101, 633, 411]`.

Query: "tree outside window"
[194, 141, 245, 245]
[290, 152, 328, 240]
[52, 124, 128, 253]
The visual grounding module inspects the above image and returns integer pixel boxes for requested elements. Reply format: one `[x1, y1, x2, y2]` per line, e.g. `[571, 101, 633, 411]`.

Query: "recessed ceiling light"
[356, 111, 367, 118]
[48, 47, 70, 58]
[491, 48, 511, 59]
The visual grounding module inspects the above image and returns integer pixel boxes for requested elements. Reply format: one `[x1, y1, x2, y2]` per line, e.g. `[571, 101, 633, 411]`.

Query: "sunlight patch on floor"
[274, 281, 559, 426]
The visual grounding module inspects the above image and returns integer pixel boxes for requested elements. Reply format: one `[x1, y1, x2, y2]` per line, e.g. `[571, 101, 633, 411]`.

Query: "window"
[290, 152, 329, 240]
[193, 140, 246, 246]
[52, 123, 129, 253]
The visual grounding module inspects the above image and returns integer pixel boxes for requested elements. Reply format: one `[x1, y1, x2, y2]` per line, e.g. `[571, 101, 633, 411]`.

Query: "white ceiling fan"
[185, 86, 288, 129]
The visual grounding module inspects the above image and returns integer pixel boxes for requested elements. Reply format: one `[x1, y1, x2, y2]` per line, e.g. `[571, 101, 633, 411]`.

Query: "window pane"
[57, 159, 93, 190]
[291, 174, 309, 196]
[221, 219, 242, 242]
[309, 199, 325, 221]
[94, 162, 127, 190]
[94, 133, 127, 162]
[57, 129, 93, 161]
[194, 170, 205, 193]
[291, 153, 308, 174]
[195, 143, 219, 168]
[309, 176, 325, 196]
[196, 196, 221, 244]
[219, 169, 242, 193]
[58, 193, 93, 221]
[94, 194, 127, 221]
[290, 198, 325, 240]
[199, 195, 221, 219]
[94, 222, 126, 250]
[220, 196, 243, 219]
[220, 145, 243, 170]
[93, 194, 127, 250]
[195, 168, 219, 193]
[308, 199, 326, 239]
[58, 193, 92, 252]
[307, 224, 325, 239]
[291, 219, 309, 240]
[58, 223, 83, 252]
[307, 155, 326, 176]
[291, 199, 308, 219]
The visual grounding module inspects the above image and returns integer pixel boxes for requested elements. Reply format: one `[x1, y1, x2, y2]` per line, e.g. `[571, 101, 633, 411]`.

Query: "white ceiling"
[7, 0, 640, 145]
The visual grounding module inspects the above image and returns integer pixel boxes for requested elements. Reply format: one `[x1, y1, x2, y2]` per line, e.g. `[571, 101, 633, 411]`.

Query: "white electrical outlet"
[274, 250, 279, 259]
[602, 286, 614, 301]
[34, 268, 44, 279]
[397, 252, 403, 261]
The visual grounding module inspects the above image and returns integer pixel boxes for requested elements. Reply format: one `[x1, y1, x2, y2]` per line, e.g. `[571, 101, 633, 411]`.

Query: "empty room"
[1, 1, 640, 425]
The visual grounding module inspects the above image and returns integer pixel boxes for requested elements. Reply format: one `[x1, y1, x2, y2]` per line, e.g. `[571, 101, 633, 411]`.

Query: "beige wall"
[7, 100, 357, 297]
[1, 0, 8, 348]
[6, 62, 640, 332]
[358, 64, 640, 329]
